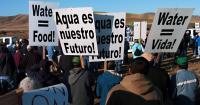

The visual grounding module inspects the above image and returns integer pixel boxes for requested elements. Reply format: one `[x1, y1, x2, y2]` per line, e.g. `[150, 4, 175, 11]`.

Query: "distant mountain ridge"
[0, 14, 28, 31]
[0, 13, 199, 38]
[126, 12, 200, 27]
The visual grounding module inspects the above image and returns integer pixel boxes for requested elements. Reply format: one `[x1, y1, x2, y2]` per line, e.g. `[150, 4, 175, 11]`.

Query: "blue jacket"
[196, 36, 200, 46]
[170, 69, 199, 105]
[96, 71, 122, 105]
[47, 46, 55, 60]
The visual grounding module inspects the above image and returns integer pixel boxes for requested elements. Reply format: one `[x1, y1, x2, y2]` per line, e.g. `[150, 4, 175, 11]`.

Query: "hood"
[120, 73, 159, 100]
[68, 67, 84, 85]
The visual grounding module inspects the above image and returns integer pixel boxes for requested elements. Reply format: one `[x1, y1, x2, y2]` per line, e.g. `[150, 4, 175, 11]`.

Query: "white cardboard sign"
[29, 1, 58, 46]
[89, 13, 126, 62]
[133, 21, 147, 40]
[133, 22, 140, 39]
[195, 23, 199, 28]
[145, 8, 193, 53]
[22, 84, 68, 105]
[53, 7, 98, 55]
[195, 23, 200, 32]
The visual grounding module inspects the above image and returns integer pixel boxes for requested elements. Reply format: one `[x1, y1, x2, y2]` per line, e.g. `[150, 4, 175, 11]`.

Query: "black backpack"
[134, 47, 143, 56]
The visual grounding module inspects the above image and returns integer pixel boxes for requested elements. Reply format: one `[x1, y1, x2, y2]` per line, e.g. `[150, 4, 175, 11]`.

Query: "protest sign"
[133, 21, 147, 40]
[145, 8, 193, 53]
[133, 22, 140, 39]
[195, 22, 200, 32]
[22, 84, 68, 105]
[29, 1, 58, 46]
[141, 21, 147, 40]
[195, 22, 200, 28]
[89, 13, 126, 62]
[53, 7, 98, 55]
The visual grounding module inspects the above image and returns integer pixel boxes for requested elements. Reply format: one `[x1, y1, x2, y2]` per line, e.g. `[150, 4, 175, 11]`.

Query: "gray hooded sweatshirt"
[68, 67, 94, 105]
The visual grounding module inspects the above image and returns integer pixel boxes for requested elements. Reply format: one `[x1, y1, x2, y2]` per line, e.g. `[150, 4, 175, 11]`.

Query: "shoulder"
[109, 84, 124, 93]
[179, 70, 195, 75]
[82, 70, 91, 77]
[97, 73, 104, 82]
[84, 70, 95, 80]
[106, 84, 126, 103]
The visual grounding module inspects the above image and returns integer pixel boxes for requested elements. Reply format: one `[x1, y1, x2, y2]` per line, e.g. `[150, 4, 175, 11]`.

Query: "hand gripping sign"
[145, 8, 193, 53]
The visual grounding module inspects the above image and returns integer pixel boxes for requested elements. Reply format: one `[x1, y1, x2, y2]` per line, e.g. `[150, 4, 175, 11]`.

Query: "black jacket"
[21, 51, 41, 72]
[107, 90, 160, 105]
[147, 64, 170, 100]
[0, 52, 15, 77]
[106, 74, 162, 105]
[59, 55, 73, 73]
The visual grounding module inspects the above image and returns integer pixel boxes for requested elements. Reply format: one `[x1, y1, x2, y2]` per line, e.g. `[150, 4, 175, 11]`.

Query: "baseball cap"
[176, 56, 188, 66]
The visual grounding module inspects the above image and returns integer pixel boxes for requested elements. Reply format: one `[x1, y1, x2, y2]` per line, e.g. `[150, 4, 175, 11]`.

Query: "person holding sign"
[96, 61, 122, 105]
[67, 56, 95, 105]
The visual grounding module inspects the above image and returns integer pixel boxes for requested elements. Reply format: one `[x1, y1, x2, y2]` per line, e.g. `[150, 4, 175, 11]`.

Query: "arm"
[96, 78, 101, 97]
[169, 75, 177, 99]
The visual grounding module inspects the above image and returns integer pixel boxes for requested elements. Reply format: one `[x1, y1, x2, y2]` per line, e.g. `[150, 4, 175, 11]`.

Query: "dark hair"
[134, 39, 139, 43]
[107, 61, 116, 70]
[15, 46, 20, 51]
[129, 57, 149, 75]
[179, 64, 188, 69]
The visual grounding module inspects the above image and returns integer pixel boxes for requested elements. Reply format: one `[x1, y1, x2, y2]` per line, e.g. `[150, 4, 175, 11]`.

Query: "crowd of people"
[0, 29, 199, 105]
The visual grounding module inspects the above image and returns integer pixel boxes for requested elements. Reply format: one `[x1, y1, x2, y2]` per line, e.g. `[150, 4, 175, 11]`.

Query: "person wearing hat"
[169, 56, 199, 105]
[67, 56, 95, 105]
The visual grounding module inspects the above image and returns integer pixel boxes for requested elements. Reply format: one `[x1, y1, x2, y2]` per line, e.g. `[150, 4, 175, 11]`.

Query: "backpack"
[134, 45, 143, 56]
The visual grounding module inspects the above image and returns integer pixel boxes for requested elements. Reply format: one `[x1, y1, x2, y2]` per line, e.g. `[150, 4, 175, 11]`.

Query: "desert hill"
[0, 13, 200, 38]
